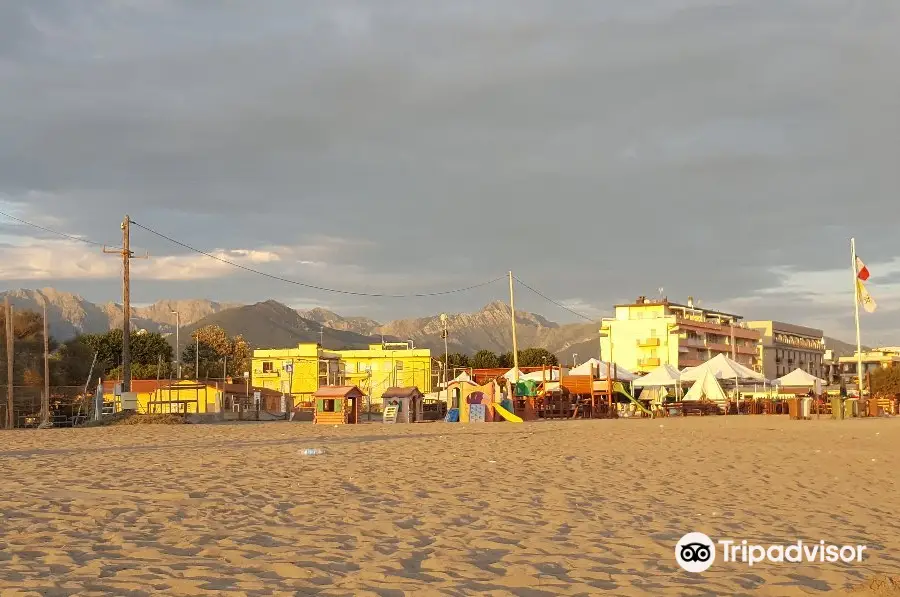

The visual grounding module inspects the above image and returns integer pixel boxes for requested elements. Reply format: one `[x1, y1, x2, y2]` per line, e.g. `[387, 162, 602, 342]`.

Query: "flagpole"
[851, 237, 864, 396]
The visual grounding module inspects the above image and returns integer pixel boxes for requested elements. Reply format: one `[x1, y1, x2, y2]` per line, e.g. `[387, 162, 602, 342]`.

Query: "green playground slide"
[612, 382, 654, 417]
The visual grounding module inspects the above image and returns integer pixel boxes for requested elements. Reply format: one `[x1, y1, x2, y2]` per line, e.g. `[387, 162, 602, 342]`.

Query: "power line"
[0, 210, 120, 248]
[513, 275, 596, 322]
[130, 219, 505, 298]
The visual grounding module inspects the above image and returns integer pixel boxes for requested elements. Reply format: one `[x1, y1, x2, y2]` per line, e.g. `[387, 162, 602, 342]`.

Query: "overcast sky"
[1, 0, 899, 341]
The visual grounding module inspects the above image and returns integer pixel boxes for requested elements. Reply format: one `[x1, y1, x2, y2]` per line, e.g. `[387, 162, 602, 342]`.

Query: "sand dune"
[1, 417, 898, 595]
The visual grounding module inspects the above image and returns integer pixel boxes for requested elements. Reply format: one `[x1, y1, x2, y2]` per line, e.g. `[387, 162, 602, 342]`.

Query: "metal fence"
[0, 386, 92, 429]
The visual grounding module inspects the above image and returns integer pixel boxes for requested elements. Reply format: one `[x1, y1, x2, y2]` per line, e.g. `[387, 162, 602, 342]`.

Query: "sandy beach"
[1, 417, 899, 596]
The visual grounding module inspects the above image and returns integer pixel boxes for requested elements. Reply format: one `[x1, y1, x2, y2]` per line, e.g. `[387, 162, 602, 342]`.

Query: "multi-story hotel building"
[599, 296, 761, 374]
[744, 320, 826, 380]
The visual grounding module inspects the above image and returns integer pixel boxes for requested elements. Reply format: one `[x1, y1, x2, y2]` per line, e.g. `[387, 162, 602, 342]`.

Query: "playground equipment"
[493, 402, 523, 422]
[312, 385, 362, 425]
[612, 382, 653, 417]
[381, 387, 424, 423]
[444, 378, 522, 423]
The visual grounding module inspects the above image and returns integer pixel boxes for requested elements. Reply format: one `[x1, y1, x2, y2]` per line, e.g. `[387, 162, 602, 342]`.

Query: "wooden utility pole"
[104, 215, 146, 393]
[5, 297, 14, 429]
[42, 302, 50, 427]
[508, 271, 519, 381]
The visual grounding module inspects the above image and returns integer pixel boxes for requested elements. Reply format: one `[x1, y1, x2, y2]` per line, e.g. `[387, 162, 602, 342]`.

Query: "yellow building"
[252, 344, 344, 407]
[599, 296, 761, 374]
[838, 347, 900, 389]
[336, 342, 435, 399]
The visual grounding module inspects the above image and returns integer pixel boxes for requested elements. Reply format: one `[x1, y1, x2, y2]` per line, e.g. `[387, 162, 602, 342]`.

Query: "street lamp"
[440, 314, 449, 406]
[572, 353, 578, 367]
[170, 310, 180, 379]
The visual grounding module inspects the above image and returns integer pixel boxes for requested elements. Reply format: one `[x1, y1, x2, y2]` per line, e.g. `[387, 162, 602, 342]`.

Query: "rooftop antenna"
[657, 287, 664, 300]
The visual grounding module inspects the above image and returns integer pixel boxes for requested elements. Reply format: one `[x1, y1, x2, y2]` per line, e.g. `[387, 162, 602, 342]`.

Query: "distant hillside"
[0, 288, 231, 339]
[297, 307, 381, 336]
[0, 287, 865, 362]
[183, 300, 389, 349]
[824, 337, 866, 358]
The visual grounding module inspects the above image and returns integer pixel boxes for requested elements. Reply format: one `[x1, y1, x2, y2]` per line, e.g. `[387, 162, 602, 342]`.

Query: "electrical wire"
[0, 209, 120, 248]
[513, 275, 596, 322]
[130, 219, 505, 298]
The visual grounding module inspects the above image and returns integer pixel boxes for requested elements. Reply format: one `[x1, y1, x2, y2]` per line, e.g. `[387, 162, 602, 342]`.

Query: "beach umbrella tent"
[680, 353, 766, 383]
[774, 368, 826, 394]
[569, 358, 637, 381]
[450, 371, 473, 384]
[683, 369, 728, 402]
[502, 367, 525, 380]
[633, 364, 682, 388]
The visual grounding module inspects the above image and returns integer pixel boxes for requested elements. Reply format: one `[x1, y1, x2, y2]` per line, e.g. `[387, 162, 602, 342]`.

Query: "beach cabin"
[381, 387, 424, 423]
[313, 385, 363, 425]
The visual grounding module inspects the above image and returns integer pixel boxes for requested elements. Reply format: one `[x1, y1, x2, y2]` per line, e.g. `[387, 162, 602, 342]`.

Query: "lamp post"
[440, 314, 449, 406]
[572, 353, 578, 367]
[170, 310, 180, 379]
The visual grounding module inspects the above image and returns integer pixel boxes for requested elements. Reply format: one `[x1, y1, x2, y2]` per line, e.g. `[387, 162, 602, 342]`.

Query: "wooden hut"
[312, 385, 363, 425]
[381, 387, 424, 423]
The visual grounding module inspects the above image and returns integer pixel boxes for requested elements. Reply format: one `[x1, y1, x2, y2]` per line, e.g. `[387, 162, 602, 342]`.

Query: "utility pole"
[440, 314, 449, 406]
[195, 336, 199, 380]
[5, 297, 13, 429]
[42, 302, 50, 427]
[171, 310, 180, 379]
[104, 215, 146, 393]
[508, 271, 519, 381]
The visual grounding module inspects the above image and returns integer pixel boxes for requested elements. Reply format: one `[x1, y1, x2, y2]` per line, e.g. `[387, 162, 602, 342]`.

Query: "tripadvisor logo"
[675, 533, 867, 572]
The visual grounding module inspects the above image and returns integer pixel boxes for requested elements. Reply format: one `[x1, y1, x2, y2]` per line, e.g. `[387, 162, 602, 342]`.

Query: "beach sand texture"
[1, 417, 899, 596]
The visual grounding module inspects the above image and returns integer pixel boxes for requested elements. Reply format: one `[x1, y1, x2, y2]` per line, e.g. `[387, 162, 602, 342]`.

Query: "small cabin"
[313, 385, 363, 425]
[381, 387, 424, 423]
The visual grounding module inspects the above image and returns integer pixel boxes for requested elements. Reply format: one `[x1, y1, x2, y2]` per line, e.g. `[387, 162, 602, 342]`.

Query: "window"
[262, 361, 274, 373]
[649, 348, 658, 358]
[357, 362, 366, 372]
[395, 361, 404, 371]
[650, 328, 657, 338]
[323, 399, 335, 412]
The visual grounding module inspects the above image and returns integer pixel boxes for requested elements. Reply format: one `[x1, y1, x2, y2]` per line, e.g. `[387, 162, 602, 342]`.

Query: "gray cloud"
[2, 0, 899, 338]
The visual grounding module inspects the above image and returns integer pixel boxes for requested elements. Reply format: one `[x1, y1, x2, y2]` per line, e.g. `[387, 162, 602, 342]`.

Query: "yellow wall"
[252, 344, 343, 406]
[145, 381, 220, 414]
[337, 344, 435, 399]
[600, 305, 680, 373]
[251, 343, 434, 407]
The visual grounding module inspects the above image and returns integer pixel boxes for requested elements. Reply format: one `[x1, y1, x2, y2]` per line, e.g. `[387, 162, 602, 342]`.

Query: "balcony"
[638, 357, 661, 368]
[638, 338, 661, 347]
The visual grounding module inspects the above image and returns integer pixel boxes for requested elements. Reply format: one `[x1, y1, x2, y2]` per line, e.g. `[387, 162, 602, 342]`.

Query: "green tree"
[870, 366, 900, 397]
[518, 348, 558, 367]
[1, 306, 58, 385]
[473, 350, 501, 369]
[186, 325, 251, 378]
[181, 341, 220, 379]
[80, 329, 173, 376]
[447, 352, 470, 368]
[52, 336, 98, 386]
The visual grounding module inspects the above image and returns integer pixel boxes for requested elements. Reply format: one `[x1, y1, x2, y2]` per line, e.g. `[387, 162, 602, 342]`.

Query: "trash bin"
[844, 398, 859, 418]
[831, 397, 843, 419]
[800, 397, 811, 419]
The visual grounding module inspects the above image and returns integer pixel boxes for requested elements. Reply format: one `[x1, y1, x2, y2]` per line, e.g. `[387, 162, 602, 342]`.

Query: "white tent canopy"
[449, 371, 474, 384]
[520, 369, 562, 382]
[775, 368, 826, 393]
[680, 353, 766, 383]
[633, 364, 681, 388]
[683, 370, 728, 402]
[569, 358, 637, 381]
[502, 367, 525, 380]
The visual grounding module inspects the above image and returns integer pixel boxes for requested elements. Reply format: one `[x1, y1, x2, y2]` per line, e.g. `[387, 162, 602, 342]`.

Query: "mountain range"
[0, 288, 861, 360]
